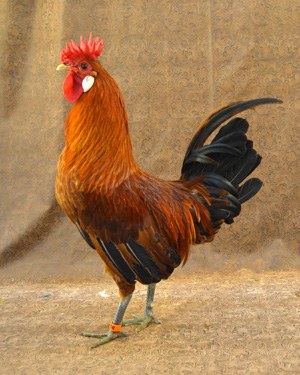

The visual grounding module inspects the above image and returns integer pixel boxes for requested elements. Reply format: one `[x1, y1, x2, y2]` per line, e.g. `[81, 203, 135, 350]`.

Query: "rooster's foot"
[122, 314, 161, 331]
[80, 330, 127, 348]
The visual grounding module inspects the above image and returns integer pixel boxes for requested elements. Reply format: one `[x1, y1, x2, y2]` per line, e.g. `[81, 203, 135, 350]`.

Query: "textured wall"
[0, 0, 299, 282]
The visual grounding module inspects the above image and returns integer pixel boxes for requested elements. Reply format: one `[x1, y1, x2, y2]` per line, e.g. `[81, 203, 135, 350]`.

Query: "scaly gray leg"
[123, 284, 161, 330]
[81, 294, 132, 348]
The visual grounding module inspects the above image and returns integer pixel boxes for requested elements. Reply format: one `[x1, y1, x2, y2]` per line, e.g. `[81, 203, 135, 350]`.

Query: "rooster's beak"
[56, 64, 70, 71]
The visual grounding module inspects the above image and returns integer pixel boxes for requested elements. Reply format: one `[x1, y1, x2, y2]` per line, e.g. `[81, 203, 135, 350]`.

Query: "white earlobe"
[82, 75, 95, 92]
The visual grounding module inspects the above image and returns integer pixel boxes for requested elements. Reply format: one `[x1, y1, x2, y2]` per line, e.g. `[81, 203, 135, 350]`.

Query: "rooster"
[55, 33, 281, 347]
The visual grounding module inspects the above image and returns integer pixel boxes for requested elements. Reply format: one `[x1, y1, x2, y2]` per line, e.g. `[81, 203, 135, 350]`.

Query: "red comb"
[61, 32, 104, 64]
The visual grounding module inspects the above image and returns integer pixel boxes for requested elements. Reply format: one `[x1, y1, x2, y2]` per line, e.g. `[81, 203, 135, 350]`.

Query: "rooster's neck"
[63, 67, 138, 192]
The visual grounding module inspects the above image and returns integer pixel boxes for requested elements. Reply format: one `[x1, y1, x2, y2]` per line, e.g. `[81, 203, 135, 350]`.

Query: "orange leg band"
[109, 321, 122, 333]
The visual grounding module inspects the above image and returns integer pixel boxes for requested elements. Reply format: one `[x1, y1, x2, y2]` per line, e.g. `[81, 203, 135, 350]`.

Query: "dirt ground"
[1, 270, 299, 375]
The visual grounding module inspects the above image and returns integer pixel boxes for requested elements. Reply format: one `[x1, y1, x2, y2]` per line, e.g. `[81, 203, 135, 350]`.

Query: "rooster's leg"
[123, 283, 161, 330]
[81, 294, 132, 348]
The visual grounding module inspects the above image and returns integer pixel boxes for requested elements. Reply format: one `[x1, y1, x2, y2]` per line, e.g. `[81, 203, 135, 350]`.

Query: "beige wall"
[0, 0, 299, 282]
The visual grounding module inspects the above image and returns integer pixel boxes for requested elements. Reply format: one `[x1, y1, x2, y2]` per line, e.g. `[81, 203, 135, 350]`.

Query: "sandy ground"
[1, 270, 300, 375]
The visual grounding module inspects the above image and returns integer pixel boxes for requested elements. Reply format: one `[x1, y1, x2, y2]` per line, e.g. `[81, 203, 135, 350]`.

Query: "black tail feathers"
[181, 98, 281, 228]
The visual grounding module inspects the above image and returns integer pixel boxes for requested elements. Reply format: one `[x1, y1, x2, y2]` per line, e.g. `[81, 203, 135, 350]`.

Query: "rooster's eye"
[81, 63, 88, 70]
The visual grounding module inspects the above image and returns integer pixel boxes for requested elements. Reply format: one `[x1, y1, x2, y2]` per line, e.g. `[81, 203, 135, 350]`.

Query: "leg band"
[109, 321, 122, 333]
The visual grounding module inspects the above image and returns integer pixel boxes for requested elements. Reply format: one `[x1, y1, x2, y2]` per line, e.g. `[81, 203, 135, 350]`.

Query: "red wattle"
[63, 71, 83, 103]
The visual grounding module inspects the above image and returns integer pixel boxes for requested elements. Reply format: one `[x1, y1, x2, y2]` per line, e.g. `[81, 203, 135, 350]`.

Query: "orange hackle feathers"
[59, 64, 137, 194]
[61, 32, 104, 65]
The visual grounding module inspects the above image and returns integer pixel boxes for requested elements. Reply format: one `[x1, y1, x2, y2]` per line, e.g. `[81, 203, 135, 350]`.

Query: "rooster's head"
[57, 33, 104, 103]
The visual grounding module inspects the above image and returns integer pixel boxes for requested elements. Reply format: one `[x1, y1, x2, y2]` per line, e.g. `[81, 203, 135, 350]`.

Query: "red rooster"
[56, 33, 281, 347]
